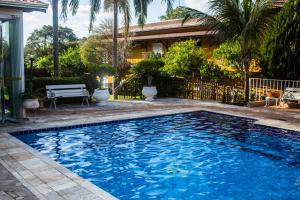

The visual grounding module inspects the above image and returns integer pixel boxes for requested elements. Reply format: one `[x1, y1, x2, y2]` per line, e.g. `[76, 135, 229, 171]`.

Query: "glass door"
[0, 16, 24, 122]
[0, 20, 10, 122]
[0, 21, 3, 122]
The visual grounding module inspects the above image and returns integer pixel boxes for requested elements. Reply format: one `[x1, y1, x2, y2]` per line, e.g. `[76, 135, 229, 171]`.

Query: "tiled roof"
[273, 0, 287, 8]
[127, 18, 204, 33]
[0, 0, 48, 12]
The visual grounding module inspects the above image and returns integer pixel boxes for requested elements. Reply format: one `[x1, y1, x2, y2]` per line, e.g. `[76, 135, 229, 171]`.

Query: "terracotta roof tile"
[0, 0, 48, 12]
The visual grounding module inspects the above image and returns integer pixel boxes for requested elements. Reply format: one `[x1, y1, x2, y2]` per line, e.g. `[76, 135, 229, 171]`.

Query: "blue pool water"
[13, 112, 300, 199]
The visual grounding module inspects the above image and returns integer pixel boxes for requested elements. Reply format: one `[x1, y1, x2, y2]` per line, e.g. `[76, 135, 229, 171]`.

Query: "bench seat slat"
[46, 84, 86, 90]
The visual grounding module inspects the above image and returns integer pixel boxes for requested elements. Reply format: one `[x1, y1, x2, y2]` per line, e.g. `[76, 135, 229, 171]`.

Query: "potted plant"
[88, 63, 116, 106]
[130, 58, 164, 101]
[22, 88, 42, 109]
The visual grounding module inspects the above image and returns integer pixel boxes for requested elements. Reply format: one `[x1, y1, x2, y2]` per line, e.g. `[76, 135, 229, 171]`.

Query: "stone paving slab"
[0, 162, 39, 200]
[0, 98, 299, 200]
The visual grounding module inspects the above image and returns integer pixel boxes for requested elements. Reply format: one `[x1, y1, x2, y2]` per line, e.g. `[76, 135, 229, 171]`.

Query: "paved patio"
[0, 98, 300, 200]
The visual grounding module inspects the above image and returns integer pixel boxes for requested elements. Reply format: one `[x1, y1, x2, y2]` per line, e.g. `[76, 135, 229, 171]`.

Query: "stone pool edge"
[1, 107, 300, 200]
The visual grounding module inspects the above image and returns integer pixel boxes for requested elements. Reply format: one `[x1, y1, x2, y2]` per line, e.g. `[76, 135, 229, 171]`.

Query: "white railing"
[249, 78, 300, 101]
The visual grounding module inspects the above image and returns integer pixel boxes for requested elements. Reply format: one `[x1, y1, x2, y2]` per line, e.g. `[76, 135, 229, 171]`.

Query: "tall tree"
[61, 0, 173, 96]
[25, 25, 77, 60]
[52, 0, 59, 77]
[181, 0, 274, 101]
[260, 0, 300, 80]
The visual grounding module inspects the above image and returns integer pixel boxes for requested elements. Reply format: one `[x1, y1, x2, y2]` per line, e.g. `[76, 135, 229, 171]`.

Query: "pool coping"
[1, 107, 300, 200]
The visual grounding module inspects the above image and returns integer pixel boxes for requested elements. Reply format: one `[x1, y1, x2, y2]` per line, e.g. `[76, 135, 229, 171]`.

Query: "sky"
[23, 0, 210, 43]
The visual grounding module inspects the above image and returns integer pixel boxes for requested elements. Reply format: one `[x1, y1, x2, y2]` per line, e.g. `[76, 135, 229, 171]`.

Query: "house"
[124, 0, 286, 65]
[125, 18, 215, 64]
[0, 0, 48, 120]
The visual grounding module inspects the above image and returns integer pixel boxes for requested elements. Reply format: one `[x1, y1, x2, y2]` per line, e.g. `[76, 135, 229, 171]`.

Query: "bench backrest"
[283, 87, 300, 100]
[285, 87, 300, 93]
[46, 84, 89, 98]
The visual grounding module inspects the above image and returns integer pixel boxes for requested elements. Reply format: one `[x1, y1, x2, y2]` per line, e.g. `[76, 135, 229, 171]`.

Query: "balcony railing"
[249, 78, 300, 101]
[141, 52, 152, 59]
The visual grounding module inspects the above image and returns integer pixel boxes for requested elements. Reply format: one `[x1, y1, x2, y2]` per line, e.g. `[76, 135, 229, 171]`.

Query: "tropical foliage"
[163, 40, 207, 77]
[213, 41, 242, 72]
[260, 0, 300, 80]
[181, 0, 274, 100]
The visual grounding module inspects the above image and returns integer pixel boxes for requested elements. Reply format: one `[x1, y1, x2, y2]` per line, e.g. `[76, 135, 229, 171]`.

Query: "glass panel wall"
[0, 17, 23, 122]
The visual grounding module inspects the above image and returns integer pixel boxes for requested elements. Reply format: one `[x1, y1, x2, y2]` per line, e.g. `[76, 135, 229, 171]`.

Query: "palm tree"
[181, 0, 274, 101]
[61, 0, 173, 97]
[52, 0, 59, 77]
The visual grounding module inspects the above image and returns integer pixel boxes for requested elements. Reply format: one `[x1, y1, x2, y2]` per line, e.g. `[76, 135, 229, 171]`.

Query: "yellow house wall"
[127, 37, 215, 64]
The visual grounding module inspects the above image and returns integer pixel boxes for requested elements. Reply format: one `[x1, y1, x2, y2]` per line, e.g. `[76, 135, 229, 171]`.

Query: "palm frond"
[69, 0, 80, 15]
[243, 0, 273, 48]
[103, 0, 113, 11]
[60, 0, 69, 20]
[161, 0, 174, 14]
[119, 0, 132, 40]
[133, 0, 153, 25]
[89, 0, 102, 31]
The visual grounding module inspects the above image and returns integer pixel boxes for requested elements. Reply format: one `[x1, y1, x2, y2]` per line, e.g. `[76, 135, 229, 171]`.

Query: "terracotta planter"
[23, 99, 40, 109]
[266, 91, 281, 98]
[93, 89, 110, 106]
[142, 86, 157, 101]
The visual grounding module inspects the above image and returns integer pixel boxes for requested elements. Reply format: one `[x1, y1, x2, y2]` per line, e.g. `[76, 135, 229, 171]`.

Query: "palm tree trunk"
[112, 1, 119, 99]
[52, 0, 59, 77]
[243, 60, 250, 102]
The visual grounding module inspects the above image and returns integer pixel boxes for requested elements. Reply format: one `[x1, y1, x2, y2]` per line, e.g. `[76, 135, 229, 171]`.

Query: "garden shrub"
[130, 58, 165, 86]
[60, 47, 87, 77]
[260, 0, 300, 79]
[213, 41, 242, 71]
[163, 40, 207, 77]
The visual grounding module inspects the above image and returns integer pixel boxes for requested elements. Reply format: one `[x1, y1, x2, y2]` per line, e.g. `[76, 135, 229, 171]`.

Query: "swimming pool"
[13, 111, 300, 199]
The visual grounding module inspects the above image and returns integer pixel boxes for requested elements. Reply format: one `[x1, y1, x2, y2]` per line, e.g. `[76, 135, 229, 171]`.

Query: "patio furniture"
[280, 87, 300, 107]
[265, 96, 280, 107]
[265, 91, 281, 107]
[46, 84, 90, 109]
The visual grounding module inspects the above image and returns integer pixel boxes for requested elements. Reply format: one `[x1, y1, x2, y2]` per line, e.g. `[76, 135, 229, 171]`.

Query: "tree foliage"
[181, 0, 274, 100]
[213, 41, 242, 72]
[260, 0, 300, 79]
[35, 46, 86, 77]
[163, 40, 207, 77]
[60, 47, 87, 76]
[130, 57, 164, 86]
[80, 36, 105, 66]
[25, 25, 78, 58]
[160, 7, 186, 20]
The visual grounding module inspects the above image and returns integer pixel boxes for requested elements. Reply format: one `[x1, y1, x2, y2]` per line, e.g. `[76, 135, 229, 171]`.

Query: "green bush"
[60, 47, 87, 77]
[213, 41, 242, 71]
[199, 62, 241, 83]
[86, 63, 116, 89]
[130, 58, 164, 86]
[163, 40, 207, 77]
[260, 0, 300, 79]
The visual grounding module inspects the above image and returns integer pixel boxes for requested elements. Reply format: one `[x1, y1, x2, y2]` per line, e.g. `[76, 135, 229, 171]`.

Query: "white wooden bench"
[281, 87, 300, 105]
[46, 84, 90, 109]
